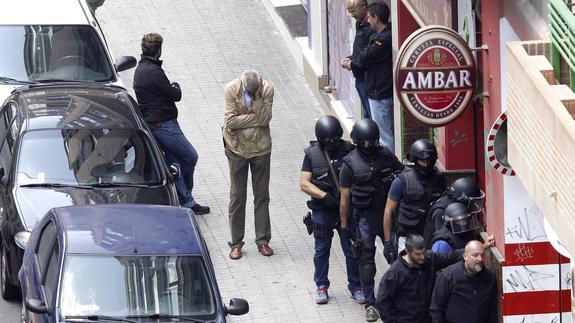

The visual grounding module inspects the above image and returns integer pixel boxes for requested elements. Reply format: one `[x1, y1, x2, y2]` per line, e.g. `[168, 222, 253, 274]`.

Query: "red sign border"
[395, 25, 477, 127]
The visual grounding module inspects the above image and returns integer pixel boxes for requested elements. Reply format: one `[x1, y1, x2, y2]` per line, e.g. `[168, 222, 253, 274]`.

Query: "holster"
[303, 212, 313, 235]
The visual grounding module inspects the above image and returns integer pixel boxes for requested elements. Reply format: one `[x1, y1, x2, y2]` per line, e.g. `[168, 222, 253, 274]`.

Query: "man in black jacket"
[342, 0, 373, 119]
[133, 33, 210, 215]
[430, 241, 498, 323]
[351, 2, 394, 151]
[374, 235, 495, 323]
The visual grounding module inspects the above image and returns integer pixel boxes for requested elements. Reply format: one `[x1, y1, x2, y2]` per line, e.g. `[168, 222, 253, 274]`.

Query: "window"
[35, 221, 56, 274]
[43, 242, 60, 304]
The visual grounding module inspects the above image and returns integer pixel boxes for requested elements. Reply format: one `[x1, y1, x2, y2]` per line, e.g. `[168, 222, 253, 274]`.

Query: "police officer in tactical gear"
[431, 201, 484, 253]
[424, 177, 485, 246]
[383, 138, 444, 264]
[339, 119, 404, 322]
[300, 116, 364, 305]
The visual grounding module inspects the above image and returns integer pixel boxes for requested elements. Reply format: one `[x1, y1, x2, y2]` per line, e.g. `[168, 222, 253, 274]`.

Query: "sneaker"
[314, 287, 329, 305]
[190, 203, 210, 215]
[352, 290, 367, 304]
[365, 306, 379, 322]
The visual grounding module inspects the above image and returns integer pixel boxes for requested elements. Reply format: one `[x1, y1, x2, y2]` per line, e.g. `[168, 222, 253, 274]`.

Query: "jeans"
[313, 209, 361, 294]
[150, 119, 198, 206]
[355, 79, 371, 119]
[368, 97, 394, 152]
[357, 215, 385, 307]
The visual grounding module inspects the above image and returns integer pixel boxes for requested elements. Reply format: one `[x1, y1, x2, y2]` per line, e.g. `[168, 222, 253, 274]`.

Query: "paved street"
[0, 0, 388, 321]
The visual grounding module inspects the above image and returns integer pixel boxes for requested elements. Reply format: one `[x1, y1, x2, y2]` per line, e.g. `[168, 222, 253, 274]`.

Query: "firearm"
[303, 212, 313, 235]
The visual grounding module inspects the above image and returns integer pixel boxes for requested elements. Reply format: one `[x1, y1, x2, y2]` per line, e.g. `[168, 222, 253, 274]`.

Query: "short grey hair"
[241, 70, 261, 93]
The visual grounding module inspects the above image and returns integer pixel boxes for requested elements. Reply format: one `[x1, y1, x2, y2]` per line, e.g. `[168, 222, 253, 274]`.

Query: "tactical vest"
[343, 148, 397, 209]
[304, 141, 353, 210]
[431, 225, 476, 250]
[397, 170, 444, 235]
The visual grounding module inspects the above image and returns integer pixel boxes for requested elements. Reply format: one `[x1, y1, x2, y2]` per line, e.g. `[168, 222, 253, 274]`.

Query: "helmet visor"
[446, 211, 482, 234]
[458, 190, 486, 213]
[415, 149, 437, 161]
[356, 139, 379, 149]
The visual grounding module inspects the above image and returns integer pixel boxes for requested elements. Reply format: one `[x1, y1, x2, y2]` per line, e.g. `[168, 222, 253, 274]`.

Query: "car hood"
[16, 185, 173, 231]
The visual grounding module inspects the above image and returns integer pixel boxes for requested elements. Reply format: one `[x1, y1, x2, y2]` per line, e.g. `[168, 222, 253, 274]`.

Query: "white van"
[0, 0, 135, 98]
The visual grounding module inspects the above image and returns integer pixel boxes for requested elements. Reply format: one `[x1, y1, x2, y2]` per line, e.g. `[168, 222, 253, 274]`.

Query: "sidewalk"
[97, 1, 387, 321]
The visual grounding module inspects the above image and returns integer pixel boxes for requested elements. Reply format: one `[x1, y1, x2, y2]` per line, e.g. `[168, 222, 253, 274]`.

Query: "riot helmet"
[315, 115, 343, 151]
[442, 202, 482, 234]
[351, 119, 380, 156]
[407, 139, 437, 176]
[447, 177, 485, 213]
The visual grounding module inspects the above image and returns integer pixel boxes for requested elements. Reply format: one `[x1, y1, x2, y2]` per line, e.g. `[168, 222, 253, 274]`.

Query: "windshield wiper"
[0, 76, 33, 84]
[19, 183, 92, 189]
[65, 314, 137, 322]
[126, 313, 204, 322]
[88, 182, 150, 188]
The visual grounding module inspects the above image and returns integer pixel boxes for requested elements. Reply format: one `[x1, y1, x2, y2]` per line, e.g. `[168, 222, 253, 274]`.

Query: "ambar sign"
[395, 25, 477, 127]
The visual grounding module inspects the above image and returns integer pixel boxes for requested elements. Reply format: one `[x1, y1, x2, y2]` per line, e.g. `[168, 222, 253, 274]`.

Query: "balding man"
[342, 0, 373, 119]
[223, 70, 274, 260]
[375, 235, 495, 323]
[430, 240, 498, 323]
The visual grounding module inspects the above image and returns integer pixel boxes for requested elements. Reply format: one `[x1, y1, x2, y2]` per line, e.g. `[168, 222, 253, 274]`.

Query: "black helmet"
[443, 202, 481, 234]
[315, 116, 343, 150]
[447, 177, 485, 212]
[407, 139, 437, 175]
[351, 119, 379, 155]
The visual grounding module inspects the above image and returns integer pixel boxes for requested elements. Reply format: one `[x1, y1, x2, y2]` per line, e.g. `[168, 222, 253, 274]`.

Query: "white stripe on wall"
[504, 312, 572, 323]
[502, 263, 571, 294]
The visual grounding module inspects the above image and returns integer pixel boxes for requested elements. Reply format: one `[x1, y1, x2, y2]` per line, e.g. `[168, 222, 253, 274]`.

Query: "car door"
[25, 220, 59, 323]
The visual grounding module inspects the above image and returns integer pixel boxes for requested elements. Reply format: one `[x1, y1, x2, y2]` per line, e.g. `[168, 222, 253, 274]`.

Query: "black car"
[0, 83, 179, 299]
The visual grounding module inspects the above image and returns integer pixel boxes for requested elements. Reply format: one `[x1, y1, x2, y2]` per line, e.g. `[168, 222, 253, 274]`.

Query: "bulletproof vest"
[304, 141, 353, 209]
[431, 225, 476, 250]
[343, 148, 396, 209]
[397, 170, 443, 234]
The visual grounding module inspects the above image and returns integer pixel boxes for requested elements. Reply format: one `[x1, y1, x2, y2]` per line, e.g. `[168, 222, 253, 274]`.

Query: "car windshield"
[0, 25, 114, 83]
[16, 129, 163, 186]
[60, 255, 216, 319]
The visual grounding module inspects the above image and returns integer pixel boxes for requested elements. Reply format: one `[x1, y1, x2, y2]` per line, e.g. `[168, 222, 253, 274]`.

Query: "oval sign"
[486, 111, 515, 176]
[395, 25, 477, 127]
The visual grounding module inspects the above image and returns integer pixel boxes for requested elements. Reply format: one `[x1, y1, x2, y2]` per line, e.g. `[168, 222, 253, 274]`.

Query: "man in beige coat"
[223, 70, 274, 260]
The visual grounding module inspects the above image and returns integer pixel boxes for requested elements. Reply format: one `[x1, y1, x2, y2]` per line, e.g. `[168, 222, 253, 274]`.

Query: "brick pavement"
[98, 1, 388, 322]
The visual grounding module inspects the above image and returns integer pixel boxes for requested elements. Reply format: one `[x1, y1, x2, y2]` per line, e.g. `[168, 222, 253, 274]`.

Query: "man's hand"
[383, 240, 397, 265]
[483, 235, 495, 249]
[341, 58, 352, 70]
[322, 194, 338, 208]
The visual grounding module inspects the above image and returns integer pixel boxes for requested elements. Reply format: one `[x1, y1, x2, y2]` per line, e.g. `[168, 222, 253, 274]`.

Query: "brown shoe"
[258, 244, 274, 256]
[229, 246, 242, 260]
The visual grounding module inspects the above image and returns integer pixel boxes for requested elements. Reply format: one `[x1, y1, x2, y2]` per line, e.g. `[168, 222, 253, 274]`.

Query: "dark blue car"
[18, 204, 248, 322]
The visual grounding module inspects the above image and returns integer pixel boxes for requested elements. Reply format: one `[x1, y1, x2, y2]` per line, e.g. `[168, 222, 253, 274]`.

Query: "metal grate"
[275, 5, 308, 38]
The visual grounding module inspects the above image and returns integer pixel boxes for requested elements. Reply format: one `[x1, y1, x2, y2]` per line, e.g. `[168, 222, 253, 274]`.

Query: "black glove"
[383, 240, 397, 265]
[322, 194, 338, 208]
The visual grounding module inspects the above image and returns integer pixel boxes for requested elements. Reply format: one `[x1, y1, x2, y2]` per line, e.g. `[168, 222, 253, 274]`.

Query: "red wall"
[480, 0, 505, 258]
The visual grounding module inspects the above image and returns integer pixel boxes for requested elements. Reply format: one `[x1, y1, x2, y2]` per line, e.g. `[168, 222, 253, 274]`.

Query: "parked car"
[0, 0, 136, 99]
[0, 84, 180, 300]
[19, 204, 249, 323]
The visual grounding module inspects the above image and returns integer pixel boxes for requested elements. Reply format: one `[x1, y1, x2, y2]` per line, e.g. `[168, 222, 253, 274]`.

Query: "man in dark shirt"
[300, 116, 363, 305]
[342, 0, 373, 119]
[430, 241, 498, 323]
[375, 235, 495, 323]
[133, 33, 210, 215]
[351, 2, 394, 151]
[339, 119, 404, 322]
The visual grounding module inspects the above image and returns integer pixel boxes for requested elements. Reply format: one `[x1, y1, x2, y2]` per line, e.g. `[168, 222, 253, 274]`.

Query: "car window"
[0, 137, 12, 179]
[17, 129, 162, 186]
[35, 221, 56, 274]
[60, 255, 216, 319]
[43, 241, 60, 304]
[0, 25, 114, 83]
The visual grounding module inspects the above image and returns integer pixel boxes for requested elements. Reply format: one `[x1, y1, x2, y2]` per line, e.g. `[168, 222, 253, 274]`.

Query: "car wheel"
[1, 244, 19, 300]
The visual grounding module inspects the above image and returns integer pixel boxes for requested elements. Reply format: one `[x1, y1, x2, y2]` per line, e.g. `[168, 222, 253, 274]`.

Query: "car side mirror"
[115, 56, 137, 72]
[225, 298, 249, 316]
[26, 298, 48, 314]
[169, 163, 181, 180]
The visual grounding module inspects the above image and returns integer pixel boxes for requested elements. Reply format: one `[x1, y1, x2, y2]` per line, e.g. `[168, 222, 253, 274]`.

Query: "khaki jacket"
[223, 78, 274, 159]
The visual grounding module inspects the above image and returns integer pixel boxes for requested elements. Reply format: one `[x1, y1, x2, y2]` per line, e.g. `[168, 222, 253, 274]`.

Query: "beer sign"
[395, 25, 477, 127]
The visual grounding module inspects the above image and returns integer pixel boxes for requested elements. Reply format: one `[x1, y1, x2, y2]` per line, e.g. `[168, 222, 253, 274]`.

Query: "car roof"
[15, 84, 142, 130]
[54, 204, 203, 255]
[0, 0, 91, 25]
